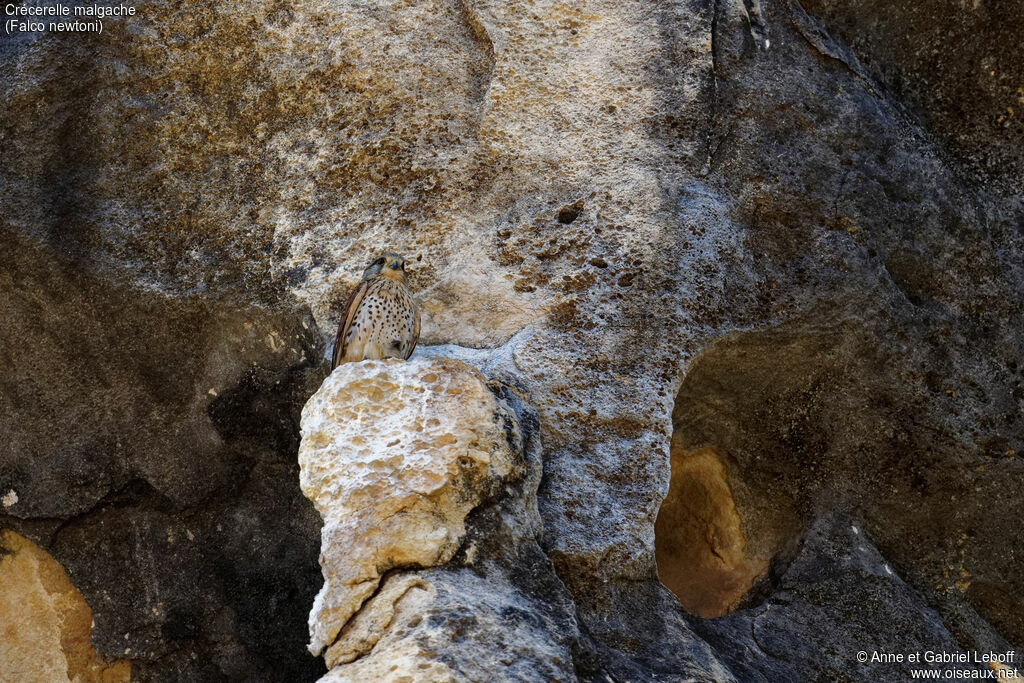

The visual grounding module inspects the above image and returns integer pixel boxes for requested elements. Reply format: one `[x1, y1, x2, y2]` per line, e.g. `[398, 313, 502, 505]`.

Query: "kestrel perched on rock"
[331, 252, 420, 369]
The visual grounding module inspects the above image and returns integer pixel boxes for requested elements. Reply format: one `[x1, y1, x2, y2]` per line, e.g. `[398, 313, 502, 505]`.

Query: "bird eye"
[373, 257, 385, 266]
[391, 260, 400, 269]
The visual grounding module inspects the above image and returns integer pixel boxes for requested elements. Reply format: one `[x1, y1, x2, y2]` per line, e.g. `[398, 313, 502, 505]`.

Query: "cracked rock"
[299, 356, 583, 679]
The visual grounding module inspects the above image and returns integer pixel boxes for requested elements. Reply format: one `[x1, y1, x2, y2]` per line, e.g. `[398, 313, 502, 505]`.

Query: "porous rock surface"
[300, 358, 607, 681]
[1, 0, 1022, 679]
[298, 357, 519, 661]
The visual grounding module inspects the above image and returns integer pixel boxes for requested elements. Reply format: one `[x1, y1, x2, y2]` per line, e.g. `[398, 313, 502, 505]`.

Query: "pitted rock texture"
[1, 0, 1023, 679]
[300, 358, 521, 660]
[301, 358, 604, 681]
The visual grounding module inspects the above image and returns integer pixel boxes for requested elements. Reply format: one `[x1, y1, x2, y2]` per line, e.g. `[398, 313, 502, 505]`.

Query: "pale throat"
[378, 269, 406, 283]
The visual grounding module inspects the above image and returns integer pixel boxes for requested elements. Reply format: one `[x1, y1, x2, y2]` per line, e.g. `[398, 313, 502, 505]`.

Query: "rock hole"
[655, 328, 813, 617]
[556, 199, 584, 224]
[655, 445, 764, 617]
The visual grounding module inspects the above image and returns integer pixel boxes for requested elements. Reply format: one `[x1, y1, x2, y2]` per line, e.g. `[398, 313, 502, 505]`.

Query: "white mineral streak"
[298, 357, 517, 658]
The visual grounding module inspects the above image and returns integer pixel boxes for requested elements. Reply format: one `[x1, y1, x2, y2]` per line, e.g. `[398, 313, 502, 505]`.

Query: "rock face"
[655, 445, 763, 619]
[298, 358, 523, 662]
[693, 514, 1004, 683]
[0, 226, 327, 680]
[797, 0, 1024, 184]
[1, 0, 1022, 679]
[0, 530, 130, 683]
[299, 358, 593, 681]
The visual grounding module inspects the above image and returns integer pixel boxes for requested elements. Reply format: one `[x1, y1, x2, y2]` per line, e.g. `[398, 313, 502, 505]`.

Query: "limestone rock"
[299, 358, 523, 659]
[692, 514, 1014, 682]
[655, 445, 765, 618]
[797, 0, 1024, 184]
[319, 565, 581, 682]
[300, 355, 734, 681]
[1, 0, 1023, 678]
[0, 530, 130, 683]
[0, 226, 326, 681]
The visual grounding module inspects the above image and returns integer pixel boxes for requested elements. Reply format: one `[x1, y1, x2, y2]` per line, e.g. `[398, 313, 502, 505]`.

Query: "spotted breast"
[331, 252, 420, 369]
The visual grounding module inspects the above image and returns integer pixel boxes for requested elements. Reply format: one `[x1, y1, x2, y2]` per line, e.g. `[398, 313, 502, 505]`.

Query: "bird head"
[363, 252, 407, 281]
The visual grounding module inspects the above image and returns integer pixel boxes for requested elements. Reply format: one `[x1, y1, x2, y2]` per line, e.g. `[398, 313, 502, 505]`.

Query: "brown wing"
[331, 280, 369, 370]
[407, 304, 420, 360]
